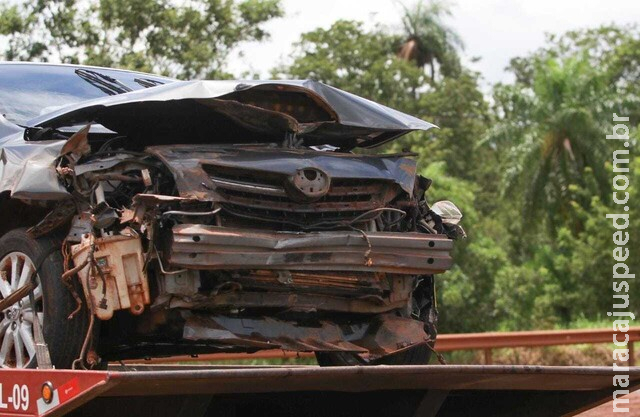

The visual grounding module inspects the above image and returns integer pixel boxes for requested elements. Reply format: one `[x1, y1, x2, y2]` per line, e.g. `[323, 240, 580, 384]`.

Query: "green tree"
[515, 57, 608, 233]
[482, 25, 640, 327]
[484, 26, 640, 234]
[273, 20, 426, 112]
[0, 0, 283, 79]
[397, 0, 464, 81]
[406, 70, 491, 182]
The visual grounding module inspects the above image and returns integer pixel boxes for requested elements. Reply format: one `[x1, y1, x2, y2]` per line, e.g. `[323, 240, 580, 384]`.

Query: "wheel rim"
[0, 252, 43, 368]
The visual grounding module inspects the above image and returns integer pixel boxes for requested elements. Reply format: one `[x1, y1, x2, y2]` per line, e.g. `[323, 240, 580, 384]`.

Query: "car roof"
[0, 61, 175, 81]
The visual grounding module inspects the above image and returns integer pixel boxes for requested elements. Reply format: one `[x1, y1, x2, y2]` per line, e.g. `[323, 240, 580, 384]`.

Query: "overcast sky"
[229, 0, 640, 86]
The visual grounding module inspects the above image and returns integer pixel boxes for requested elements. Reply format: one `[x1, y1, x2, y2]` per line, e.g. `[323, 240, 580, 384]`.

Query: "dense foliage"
[1, 1, 637, 332]
[0, 0, 283, 78]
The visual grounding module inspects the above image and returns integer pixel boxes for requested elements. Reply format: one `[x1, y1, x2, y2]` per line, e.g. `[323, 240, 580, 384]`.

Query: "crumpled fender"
[0, 132, 69, 200]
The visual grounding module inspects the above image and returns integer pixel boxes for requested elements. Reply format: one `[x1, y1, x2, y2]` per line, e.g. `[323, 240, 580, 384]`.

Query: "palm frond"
[396, 0, 463, 77]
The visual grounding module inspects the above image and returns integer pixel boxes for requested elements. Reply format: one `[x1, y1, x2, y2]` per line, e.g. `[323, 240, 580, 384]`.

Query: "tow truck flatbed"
[2, 364, 639, 417]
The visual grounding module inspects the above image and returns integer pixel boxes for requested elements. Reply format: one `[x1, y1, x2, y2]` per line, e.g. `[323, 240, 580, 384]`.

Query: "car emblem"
[286, 168, 331, 202]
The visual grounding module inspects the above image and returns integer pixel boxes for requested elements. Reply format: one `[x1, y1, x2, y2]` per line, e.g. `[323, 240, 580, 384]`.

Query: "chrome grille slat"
[210, 177, 287, 197]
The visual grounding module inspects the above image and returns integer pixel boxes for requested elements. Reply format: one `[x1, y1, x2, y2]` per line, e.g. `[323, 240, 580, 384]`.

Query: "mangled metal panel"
[25, 80, 436, 149]
[0, 132, 69, 199]
[182, 312, 427, 358]
[2, 79, 435, 199]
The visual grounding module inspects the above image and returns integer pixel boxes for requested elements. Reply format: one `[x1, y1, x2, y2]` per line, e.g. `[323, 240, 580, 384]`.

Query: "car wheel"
[0, 228, 88, 369]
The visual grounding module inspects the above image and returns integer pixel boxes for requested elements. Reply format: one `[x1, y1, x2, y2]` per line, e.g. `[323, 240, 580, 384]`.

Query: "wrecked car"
[0, 62, 464, 369]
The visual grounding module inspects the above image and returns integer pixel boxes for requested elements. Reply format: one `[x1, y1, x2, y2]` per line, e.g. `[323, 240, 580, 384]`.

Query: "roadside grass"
[556, 316, 612, 330]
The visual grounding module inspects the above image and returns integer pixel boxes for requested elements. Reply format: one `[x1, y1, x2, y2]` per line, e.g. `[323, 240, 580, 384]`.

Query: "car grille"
[204, 165, 396, 226]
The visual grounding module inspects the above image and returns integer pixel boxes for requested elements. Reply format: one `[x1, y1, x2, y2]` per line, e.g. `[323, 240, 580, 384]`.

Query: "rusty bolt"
[86, 350, 100, 367]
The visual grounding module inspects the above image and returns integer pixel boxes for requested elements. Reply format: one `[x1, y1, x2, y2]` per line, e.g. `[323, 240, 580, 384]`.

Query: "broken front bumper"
[182, 312, 428, 359]
[168, 225, 453, 275]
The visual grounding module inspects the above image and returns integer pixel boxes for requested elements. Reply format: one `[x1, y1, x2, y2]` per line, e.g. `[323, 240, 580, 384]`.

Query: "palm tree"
[397, 0, 464, 81]
[489, 56, 609, 234]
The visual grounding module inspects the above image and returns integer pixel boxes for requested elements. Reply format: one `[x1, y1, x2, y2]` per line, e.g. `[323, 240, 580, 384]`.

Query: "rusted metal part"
[27, 199, 77, 238]
[86, 350, 100, 367]
[169, 225, 453, 275]
[173, 290, 410, 314]
[174, 269, 412, 315]
[197, 98, 300, 135]
[235, 270, 389, 296]
[182, 312, 427, 358]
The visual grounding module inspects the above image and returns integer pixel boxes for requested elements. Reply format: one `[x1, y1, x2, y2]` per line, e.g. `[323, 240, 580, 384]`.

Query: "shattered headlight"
[430, 200, 466, 239]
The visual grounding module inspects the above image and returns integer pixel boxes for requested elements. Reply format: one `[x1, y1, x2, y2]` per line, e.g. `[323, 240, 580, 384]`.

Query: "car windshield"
[0, 63, 172, 124]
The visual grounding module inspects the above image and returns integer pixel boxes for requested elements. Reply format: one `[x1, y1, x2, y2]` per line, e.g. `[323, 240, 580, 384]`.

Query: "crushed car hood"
[25, 80, 436, 149]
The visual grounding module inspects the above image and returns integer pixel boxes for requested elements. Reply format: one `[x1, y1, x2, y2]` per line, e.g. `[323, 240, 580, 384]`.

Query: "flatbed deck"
[3, 364, 639, 416]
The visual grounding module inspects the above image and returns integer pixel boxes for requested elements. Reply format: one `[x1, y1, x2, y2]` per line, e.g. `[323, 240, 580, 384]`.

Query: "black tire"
[0, 228, 88, 369]
[315, 342, 433, 366]
[315, 351, 364, 366]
